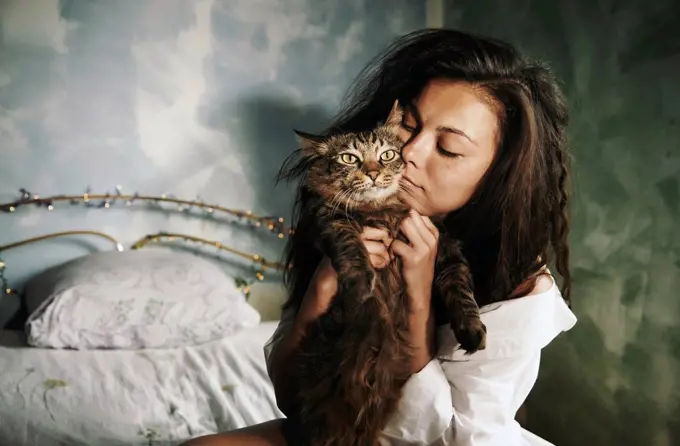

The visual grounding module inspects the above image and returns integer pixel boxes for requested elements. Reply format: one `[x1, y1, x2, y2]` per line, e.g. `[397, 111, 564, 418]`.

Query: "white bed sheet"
[0, 322, 283, 445]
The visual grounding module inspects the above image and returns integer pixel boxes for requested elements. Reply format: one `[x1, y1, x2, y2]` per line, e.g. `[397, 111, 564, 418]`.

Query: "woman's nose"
[401, 132, 428, 168]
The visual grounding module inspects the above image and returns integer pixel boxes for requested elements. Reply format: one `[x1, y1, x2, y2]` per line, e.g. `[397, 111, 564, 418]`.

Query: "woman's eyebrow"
[437, 125, 477, 146]
[408, 101, 476, 146]
[405, 102, 420, 120]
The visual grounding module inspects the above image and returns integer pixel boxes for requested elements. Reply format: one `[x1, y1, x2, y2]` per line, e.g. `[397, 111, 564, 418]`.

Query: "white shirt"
[263, 277, 576, 446]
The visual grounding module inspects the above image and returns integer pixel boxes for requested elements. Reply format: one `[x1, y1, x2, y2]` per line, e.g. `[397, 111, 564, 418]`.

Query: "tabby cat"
[279, 100, 487, 446]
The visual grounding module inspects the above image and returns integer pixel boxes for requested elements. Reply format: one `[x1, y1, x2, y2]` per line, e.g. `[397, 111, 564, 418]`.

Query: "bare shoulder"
[526, 271, 554, 296]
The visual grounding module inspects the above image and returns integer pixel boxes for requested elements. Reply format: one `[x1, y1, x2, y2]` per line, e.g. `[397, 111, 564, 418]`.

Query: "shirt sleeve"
[380, 359, 454, 446]
[437, 284, 577, 446]
[381, 283, 576, 446]
[440, 349, 542, 445]
[262, 305, 297, 380]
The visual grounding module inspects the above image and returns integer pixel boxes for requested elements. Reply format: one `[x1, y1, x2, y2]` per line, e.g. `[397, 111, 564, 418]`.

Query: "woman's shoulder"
[436, 274, 577, 360]
[480, 272, 569, 324]
[526, 271, 554, 295]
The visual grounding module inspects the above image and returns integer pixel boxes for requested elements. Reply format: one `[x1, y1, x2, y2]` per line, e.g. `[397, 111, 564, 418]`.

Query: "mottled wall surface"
[0, 0, 425, 326]
[3, 0, 679, 443]
[447, 1, 680, 444]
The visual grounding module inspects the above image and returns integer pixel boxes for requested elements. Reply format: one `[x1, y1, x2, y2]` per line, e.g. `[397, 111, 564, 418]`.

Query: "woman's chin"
[397, 188, 420, 210]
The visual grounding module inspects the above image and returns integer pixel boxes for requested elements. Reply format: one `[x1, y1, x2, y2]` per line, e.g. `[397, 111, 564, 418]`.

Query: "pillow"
[24, 249, 261, 350]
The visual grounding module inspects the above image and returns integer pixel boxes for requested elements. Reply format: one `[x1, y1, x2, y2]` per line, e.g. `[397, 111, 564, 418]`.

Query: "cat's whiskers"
[329, 189, 348, 216]
[338, 190, 353, 216]
[333, 189, 356, 217]
[344, 190, 359, 223]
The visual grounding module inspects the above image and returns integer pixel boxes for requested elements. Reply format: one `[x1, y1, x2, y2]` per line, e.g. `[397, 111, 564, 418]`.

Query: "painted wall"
[446, 1, 680, 444]
[4, 0, 678, 443]
[0, 0, 425, 326]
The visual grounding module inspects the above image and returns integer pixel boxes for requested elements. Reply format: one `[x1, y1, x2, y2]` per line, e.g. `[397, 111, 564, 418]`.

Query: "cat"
[278, 100, 487, 446]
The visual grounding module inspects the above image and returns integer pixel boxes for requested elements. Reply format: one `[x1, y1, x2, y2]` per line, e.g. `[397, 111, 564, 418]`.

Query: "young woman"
[184, 28, 577, 446]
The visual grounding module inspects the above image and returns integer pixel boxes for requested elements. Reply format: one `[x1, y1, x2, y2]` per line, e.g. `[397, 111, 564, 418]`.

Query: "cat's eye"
[380, 150, 397, 162]
[338, 153, 359, 165]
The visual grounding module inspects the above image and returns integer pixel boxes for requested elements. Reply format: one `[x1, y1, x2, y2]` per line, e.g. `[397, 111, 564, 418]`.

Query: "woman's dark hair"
[281, 28, 571, 312]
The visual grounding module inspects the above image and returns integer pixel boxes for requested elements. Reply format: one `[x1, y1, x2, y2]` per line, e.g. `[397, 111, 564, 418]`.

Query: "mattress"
[0, 322, 283, 445]
[0, 321, 555, 446]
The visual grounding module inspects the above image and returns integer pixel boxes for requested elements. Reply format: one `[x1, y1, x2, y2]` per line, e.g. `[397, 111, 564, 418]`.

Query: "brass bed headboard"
[0, 187, 290, 298]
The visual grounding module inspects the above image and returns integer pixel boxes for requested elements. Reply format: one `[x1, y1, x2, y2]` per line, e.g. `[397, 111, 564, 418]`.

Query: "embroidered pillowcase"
[24, 249, 261, 349]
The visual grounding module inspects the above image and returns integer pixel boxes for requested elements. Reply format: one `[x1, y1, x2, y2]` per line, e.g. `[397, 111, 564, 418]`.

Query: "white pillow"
[24, 249, 261, 349]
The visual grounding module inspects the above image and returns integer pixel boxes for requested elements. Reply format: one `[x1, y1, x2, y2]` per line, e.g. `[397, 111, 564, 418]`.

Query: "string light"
[131, 232, 285, 271]
[0, 229, 287, 300]
[1, 183, 293, 299]
[0, 260, 10, 297]
[0, 231, 124, 299]
[0, 187, 291, 237]
[130, 232, 287, 297]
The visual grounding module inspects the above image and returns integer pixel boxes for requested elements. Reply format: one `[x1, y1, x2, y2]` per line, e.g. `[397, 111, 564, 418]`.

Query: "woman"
[184, 28, 577, 446]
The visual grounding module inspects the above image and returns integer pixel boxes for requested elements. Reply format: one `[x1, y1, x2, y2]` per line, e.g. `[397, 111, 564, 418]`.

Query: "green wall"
[447, 1, 680, 444]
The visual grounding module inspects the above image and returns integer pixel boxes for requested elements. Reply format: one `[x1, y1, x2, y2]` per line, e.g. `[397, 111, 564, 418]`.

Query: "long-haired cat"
[278, 100, 487, 446]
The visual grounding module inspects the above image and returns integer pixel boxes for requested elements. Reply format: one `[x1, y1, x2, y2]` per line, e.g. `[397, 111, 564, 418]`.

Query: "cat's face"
[297, 101, 405, 212]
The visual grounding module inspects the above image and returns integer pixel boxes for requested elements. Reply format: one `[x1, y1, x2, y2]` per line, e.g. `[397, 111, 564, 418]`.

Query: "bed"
[0, 322, 283, 445]
[0, 192, 289, 445]
[0, 191, 555, 446]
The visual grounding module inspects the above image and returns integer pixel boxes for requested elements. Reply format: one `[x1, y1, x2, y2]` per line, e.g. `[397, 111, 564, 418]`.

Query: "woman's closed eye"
[438, 134, 465, 158]
[437, 145, 462, 158]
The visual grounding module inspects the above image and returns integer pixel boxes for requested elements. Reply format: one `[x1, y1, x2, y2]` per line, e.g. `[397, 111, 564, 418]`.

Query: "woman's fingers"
[396, 210, 440, 265]
[370, 254, 389, 269]
[361, 226, 393, 246]
[362, 226, 393, 268]
[420, 213, 439, 240]
[365, 240, 390, 269]
[364, 240, 386, 255]
[390, 239, 413, 259]
[400, 216, 425, 248]
[361, 218, 437, 268]
[409, 210, 438, 248]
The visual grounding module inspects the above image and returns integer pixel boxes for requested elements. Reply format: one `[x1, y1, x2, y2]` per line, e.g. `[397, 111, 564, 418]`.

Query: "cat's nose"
[366, 171, 379, 181]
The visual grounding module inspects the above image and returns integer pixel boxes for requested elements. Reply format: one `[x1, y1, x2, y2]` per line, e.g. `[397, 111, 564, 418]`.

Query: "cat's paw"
[452, 318, 487, 354]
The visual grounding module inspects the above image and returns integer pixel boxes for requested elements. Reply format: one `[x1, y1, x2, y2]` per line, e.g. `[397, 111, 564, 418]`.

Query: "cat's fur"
[279, 101, 487, 446]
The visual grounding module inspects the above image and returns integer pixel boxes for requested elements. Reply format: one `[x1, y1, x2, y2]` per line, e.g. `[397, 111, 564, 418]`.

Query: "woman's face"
[397, 80, 500, 217]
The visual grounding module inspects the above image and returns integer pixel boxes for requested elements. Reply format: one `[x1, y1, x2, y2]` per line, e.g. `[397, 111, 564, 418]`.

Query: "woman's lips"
[401, 176, 422, 190]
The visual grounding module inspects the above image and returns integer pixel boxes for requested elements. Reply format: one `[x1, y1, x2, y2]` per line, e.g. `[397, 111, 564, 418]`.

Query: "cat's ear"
[294, 129, 327, 155]
[384, 99, 404, 129]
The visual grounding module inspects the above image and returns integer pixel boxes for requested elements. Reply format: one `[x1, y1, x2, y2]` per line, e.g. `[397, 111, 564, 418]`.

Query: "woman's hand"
[390, 209, 438, 372]
[390, 209, 439, 311]
[299, 224, 393, 317]
[360, 226, 394, 269]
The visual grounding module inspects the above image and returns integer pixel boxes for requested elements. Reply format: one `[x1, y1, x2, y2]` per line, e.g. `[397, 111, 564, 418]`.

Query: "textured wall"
[0, 0, 425, 326]
[446, 1, 680, 444]
[3, 0, 678, 442]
